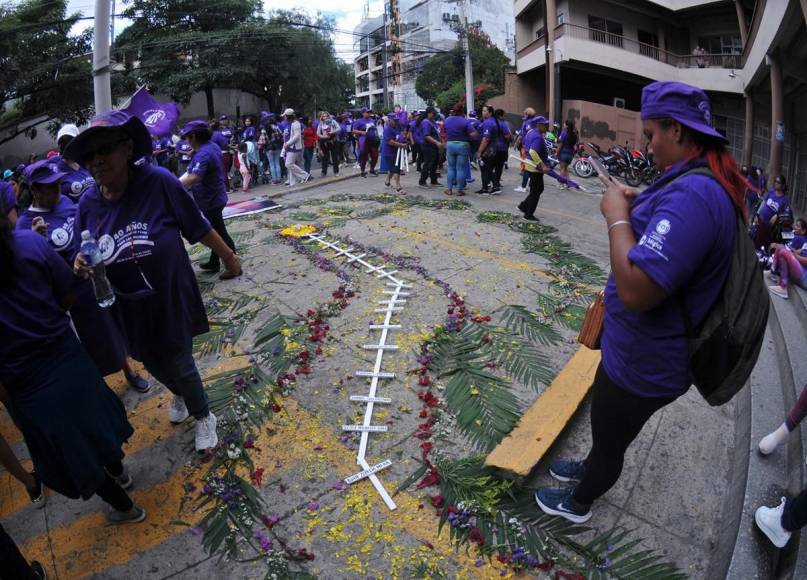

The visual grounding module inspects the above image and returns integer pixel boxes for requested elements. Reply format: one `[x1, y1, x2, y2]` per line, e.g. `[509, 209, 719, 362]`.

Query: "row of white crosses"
[306, 233, 412, 511]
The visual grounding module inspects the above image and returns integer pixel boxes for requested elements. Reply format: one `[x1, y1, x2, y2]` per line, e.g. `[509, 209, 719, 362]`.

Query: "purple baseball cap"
[468, 110, 477, 118]
[641, 81, 727, 143]
[219, 114, 228, 120]
[63, 110, 152, 166]
[179, 120, 210, 138]
[360, 107, 370, 114]
[533, 116, 549, 125]
[24, 159, 65, 186]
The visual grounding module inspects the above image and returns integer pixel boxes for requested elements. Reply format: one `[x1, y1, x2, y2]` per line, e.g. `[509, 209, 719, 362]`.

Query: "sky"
[64, 0, 385, 63]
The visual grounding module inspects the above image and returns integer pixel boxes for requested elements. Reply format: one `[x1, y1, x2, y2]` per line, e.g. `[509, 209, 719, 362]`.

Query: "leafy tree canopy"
[0, 0, 93, 140]
[415, 29, 509, 111]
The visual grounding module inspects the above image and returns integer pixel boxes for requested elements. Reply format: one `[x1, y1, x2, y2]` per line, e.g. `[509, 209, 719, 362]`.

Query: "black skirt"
[7, 331, 134, 500]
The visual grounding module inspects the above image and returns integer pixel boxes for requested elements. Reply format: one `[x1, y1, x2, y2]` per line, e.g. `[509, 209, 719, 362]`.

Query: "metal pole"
[382, 5, 389, 111]
[93, 0, 113, 113]
[458, 0, 474, 113]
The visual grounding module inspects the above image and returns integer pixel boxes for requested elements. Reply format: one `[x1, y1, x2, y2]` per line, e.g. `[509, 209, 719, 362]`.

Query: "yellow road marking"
[0, 359, 244, 520]
[485, 346, 601, 479]
[21, 398, 486, 579]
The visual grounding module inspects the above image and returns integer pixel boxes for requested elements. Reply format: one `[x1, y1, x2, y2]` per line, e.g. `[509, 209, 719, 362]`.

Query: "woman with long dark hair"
[0, 209, 145, 524]
[535, 81, 748, 523]
[556, 120, 578, 187]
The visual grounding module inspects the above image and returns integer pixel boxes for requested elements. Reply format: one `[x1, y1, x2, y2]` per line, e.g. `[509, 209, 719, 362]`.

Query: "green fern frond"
[288, 211, 320, 221]
[444, 367, 521, 452]
[476, 210, 517, 225]
[231, 230, 255, 244]
[496, 305, 563, 346]
[193, 321, 246, 357]
[488, 331, 556, 391]
[509, 220, 557, 236]
[205, 366, 275, 428]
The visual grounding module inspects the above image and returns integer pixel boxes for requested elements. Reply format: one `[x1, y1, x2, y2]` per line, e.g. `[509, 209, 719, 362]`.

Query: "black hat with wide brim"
[64, 110, 153, 166]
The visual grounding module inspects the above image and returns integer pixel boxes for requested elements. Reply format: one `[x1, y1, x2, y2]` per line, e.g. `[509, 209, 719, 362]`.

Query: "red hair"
[704, 148, 748, 224]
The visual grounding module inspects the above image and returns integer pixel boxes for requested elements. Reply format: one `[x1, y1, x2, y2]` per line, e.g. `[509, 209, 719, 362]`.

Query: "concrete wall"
[562, 99, 644, 151]
[487, 70, 546, 116]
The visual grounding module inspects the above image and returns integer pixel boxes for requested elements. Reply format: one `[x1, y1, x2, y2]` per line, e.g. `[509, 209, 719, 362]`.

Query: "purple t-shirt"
[1, 181, 16, 216]
[788, 235, 807, 256]
[416, 119, 438, 146]
[212, 131, 229, 153]
[523, 129, 548, 164]
[444, 116, 475, 142]
[243, 126, 255, 142]
[55, 158, 95, 204]
[75, 165, 212, 359]
[481, 118, 510, 151]
[601, 160, 735, 398]
[757, 190, 791, 224]
[188, 142, 227, 213]
[0, 230, 75, 384]
[381, 124, 400, 157]
[17, 196, 78, 260]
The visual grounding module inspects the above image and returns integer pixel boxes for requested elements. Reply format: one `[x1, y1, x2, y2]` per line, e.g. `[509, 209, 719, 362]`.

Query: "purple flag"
[123, 87, 180, 138]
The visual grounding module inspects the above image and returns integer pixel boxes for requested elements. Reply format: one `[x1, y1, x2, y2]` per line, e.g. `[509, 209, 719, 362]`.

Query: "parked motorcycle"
[572, 143, 595, 178]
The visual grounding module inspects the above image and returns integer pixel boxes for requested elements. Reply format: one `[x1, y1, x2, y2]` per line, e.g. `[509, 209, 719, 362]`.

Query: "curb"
[266, 171, 363, 199]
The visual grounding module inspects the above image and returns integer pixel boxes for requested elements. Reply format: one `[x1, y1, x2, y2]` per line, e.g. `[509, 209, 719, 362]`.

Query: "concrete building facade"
[509, 0, 807, 208]
[353, 0, 516, 112]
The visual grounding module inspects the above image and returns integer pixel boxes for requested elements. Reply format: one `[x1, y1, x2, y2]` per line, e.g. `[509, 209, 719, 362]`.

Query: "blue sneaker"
[535, 487, 592, 524]
[549, 459, 586, 483]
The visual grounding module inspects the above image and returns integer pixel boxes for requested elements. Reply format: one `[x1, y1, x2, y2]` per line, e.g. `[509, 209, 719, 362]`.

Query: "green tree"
[116, 0, 263, 117]
[0, 0, 93, 143]
[415, 29, 509, 110]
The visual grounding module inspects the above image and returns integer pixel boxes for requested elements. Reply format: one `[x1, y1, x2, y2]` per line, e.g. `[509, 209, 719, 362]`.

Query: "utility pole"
[93, 0, 113, 113]
[455, 0, 474, 114]
[382, 4, 389, 111]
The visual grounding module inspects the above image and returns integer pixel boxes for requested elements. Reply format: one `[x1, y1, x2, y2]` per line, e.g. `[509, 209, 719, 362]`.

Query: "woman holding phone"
[534, 81, 748, 523]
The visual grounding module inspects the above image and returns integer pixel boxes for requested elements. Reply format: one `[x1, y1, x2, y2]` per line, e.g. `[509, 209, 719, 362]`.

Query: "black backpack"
[677, 168, 769, 405]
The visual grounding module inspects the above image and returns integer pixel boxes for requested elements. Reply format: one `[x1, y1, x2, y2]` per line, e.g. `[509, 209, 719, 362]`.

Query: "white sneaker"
[514, 186, 527, 193]
[195, 412, 218, 452]
[755, 497, 792, 548]
[169, 395, 189, 424]
[768, 285, 788, 299]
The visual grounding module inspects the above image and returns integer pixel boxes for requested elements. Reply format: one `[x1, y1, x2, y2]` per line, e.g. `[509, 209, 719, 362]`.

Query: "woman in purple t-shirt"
[765, 218, 807, 299]
[17, 160, 149, 392]
[66, 111, 241, 453]
[535, 81, 747, 524]
[755, 175, 792, 248]
[0, 213, 145, 524]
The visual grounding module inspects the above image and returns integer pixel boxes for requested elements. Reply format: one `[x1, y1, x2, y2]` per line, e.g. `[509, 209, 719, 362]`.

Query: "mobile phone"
[588, 157, 612, 181]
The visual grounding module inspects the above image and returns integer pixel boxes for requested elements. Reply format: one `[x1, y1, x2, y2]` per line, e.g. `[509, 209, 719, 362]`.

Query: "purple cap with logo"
[468, 110, 477, 118]
[179, 120, 210, 138]
[24, 159, 65, 186]
[360, 107, 370, 114]
[219, 114, 228, 120]
[533, 115, 549, 125]
[640, 81, 727, 143]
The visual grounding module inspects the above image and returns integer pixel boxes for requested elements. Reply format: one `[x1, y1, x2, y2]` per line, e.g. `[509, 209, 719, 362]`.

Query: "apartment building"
[509, 0, 807, 206]
[353, 0, 515, 112]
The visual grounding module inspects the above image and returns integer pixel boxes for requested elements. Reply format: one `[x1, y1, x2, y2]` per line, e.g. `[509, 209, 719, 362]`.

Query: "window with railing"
[637, 29, 659, 60]
[588, 16, 623, 48]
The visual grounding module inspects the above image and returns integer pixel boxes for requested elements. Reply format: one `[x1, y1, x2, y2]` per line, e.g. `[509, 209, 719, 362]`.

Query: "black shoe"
[523, 214, 538, 221]
[361, 172, 368, 178]
[30, 561, 47, 580]
[476, 188, 490, 194]
[199, 261, 220, 273]
[418, 182, 428, 189]
[370, 170, 378, 176]
[431, 181, 443, 187]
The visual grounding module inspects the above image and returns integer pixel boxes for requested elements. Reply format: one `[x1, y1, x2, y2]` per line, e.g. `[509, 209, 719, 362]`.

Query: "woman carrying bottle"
[66, 110, 241, 452]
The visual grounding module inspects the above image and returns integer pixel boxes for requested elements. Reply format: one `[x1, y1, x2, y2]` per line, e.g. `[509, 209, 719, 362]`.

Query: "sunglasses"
[86, 137, 129, 159]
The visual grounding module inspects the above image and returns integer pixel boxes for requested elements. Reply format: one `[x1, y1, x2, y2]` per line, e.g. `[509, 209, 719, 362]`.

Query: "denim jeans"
[446, 141, 470, 191]
[268, 149, 282, 180]
[303, 147, 315, 174]
[141, 343, 209, 419]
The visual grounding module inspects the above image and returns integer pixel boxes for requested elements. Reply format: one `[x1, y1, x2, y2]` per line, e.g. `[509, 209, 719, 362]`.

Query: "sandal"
[395, 188, 406, 195]
[455, 190, 466, 196]
[443, 189, 454, 196]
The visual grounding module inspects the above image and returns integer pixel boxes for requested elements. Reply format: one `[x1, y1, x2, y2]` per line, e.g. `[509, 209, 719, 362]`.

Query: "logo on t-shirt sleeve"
[655, 219, 671, 235]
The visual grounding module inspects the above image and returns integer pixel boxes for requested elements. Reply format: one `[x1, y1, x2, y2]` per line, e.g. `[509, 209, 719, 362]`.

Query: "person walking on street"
[381, 114, 409, 195]
[282, 109, 310, 186]
[534, 81, 748, 524]
[317, 111, 341, 177]
[517, 116, 550, 220]
[417, 107, 442, 189]
[66, 111, 240, 453]
[302, 117, 317, 175]
[353, 108, 380, 177]
[442, 108, 477, 196]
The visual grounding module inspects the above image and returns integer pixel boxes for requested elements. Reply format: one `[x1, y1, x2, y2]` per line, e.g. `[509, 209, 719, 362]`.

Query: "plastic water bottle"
[80, 230, 116, 308]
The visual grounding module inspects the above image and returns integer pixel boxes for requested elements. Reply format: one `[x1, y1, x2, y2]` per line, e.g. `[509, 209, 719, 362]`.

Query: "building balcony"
[518, 23, 745, 93]
[514, 0, 539, 19]
[515, 35, 546, 74]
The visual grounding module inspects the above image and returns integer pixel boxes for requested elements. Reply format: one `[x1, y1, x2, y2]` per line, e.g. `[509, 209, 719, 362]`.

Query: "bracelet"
[607, 220, 631, 233]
